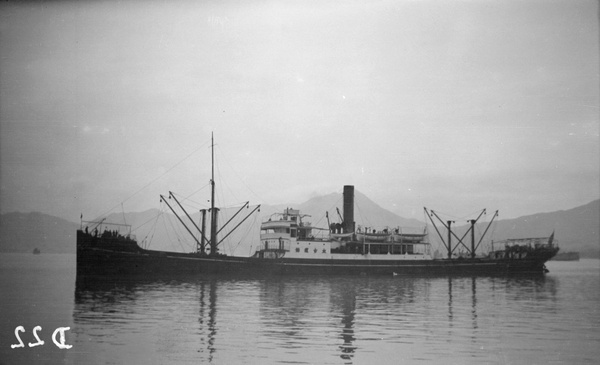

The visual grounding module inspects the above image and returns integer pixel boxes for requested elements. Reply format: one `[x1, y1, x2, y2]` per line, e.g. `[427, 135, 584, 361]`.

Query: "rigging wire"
[121, 203, 127, 226]
[431, 208, 485, 222]
[476, 212, 499, 253]
[211, 153, 252, 209]
[162, 210, 190, 253]
[210, 149, 260, 253]
[224, 206, 260, 256]
[354, 199, 374, 230]
[215, 144, 266, 204]
[94, 139, 211, 220]
[307, 193, 343, 229]
[143, 212, 162, 249]
[129, 207, 164, 248]
[131, 209, 164, 232]
[169, 183, 212, 210]
[170, 189, 212, 212]
[214, 150, 236, 207]
[423, 208, 450, 255]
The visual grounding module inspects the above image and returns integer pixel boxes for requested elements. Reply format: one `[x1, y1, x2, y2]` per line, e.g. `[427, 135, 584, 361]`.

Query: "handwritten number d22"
[11, 326, 72, 349]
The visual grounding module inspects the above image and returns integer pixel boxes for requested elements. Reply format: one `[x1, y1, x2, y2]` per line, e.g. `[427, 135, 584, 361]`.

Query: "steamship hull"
[76, 232, 556, 277]
[78, 136, 559, 278]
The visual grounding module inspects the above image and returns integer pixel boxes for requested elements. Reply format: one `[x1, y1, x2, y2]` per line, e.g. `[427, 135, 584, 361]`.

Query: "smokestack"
[343, 185, 355, 233]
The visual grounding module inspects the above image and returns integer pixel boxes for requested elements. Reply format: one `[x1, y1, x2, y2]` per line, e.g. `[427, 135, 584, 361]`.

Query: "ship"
[76, 137, 559, 277]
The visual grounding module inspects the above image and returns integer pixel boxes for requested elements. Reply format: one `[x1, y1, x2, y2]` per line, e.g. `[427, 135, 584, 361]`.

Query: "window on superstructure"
[267, 227, 288, 234]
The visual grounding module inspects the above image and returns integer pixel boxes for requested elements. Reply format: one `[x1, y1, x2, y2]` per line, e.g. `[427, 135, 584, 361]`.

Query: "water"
[1, 254, 598, 364]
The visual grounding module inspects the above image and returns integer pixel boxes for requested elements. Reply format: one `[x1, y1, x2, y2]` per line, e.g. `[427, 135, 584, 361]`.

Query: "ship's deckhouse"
[259, 208, 330, 258]
[257, 206, 432, 261]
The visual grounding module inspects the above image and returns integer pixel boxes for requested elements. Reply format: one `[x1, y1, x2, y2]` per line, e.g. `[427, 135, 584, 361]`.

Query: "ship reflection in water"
[71, 272, 575, 364]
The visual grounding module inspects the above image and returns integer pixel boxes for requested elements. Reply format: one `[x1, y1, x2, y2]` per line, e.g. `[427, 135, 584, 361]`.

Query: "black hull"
[76, 231, 557, 277]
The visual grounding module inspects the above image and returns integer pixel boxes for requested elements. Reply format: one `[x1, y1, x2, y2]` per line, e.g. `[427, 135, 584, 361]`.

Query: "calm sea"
[1, 254, 598, 365]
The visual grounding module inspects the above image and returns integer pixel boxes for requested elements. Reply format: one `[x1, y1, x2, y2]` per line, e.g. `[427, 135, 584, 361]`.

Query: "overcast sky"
[1, 0, 598, 223]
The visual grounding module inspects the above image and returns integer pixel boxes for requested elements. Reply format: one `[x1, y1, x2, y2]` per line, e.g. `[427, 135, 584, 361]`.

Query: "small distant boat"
[32, 248, 40, 254]
[552, 252, 580, 261]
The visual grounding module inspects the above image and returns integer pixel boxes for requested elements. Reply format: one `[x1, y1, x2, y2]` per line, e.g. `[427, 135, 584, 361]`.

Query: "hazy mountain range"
[1, 190, 598, 257]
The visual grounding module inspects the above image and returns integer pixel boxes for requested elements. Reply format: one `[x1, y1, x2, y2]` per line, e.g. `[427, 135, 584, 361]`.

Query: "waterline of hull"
[77, 246, 550, 277]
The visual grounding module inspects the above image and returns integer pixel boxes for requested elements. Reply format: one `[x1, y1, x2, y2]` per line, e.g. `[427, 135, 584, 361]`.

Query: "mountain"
[1, 194, 598, 257]
[490, 200, 599, 257]
[284, 190, 424, 229]
[91, 189, 427, 255]
[0, 212, 79, 253]
[427, 200, 599, 258]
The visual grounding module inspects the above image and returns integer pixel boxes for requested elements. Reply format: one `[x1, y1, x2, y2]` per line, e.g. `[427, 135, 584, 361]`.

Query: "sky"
[1, 0, 598, 223]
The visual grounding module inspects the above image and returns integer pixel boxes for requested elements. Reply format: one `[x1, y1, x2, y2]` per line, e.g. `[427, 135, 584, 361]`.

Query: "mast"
[447, 220, 453, 259]
[200, 209, 207, 255]
[470, 219, 476, 259]
[210, 133, 219, 255]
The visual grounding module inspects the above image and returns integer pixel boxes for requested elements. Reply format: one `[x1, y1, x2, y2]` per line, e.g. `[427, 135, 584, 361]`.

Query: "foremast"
[210, 132, 219, 255]
[159, 133, 260, 256]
